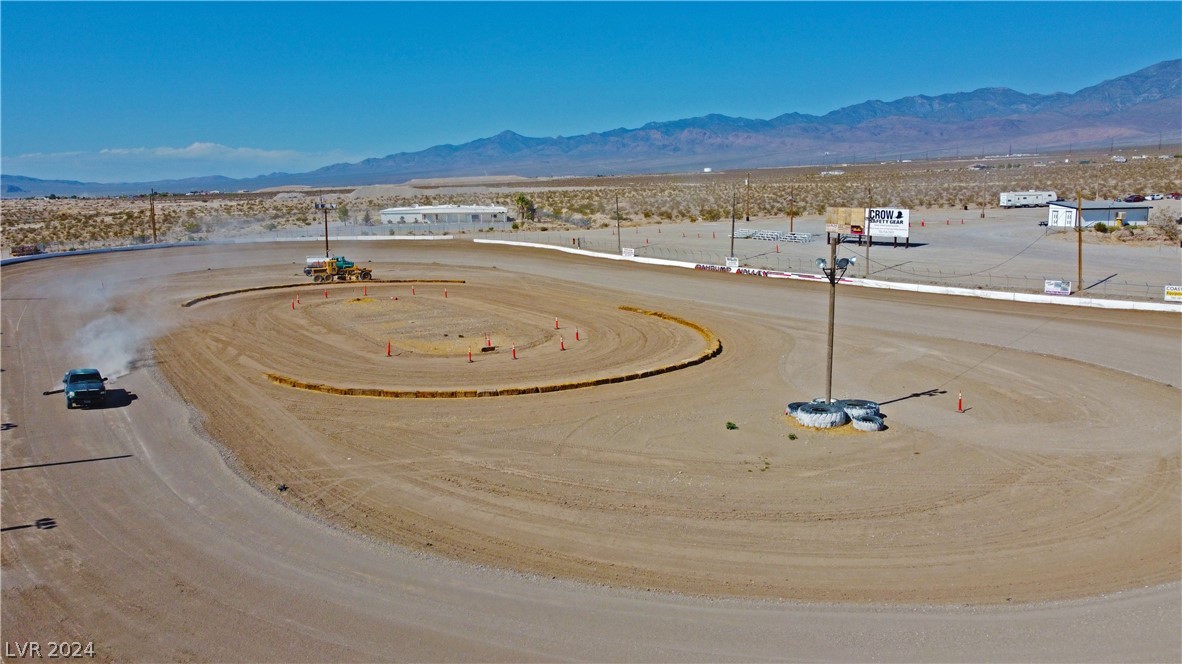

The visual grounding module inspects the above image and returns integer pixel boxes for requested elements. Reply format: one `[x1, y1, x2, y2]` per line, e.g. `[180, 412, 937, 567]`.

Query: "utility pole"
[615, 194, 621, 254]
[1076, 189, 1083, 294]
[148, 189, 157, 244]
[315, 200, 336, 258]
[864, 186, 872, 278]
[789, 189, 796, 234]
[744, 173, 750, 222]
[730, 188, 737, 259]
[980, 170, 987, 219]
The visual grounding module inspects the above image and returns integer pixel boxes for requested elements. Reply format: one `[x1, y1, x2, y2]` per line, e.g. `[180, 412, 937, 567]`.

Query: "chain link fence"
[12, 224, 1171, 302]
[501, 232, 1172, 302]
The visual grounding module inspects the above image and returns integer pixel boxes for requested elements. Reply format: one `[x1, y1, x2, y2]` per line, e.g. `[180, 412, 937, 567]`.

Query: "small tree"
[1150, 207, 1180, 243]
[513, 194, 536, 222]
[337, 204, 350, 224]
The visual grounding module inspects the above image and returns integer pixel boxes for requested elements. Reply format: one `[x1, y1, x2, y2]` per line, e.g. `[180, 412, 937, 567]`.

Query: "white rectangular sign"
[865, 208, 910, 238]
[1165, 285, 1182, 302]
[1044, 280, 1072, 296]
[725, 256, 739, 270]
[621, 247, 635, 258]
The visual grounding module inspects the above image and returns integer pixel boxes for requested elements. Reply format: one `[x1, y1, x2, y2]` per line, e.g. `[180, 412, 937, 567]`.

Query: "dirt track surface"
[2, 241, 1180, 662]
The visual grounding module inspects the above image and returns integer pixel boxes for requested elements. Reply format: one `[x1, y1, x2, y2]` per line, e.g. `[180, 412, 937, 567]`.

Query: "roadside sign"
[825, 207, 862, 234]
[725, 256, 739, 270]
[827, 207, 910, 238]
[1165, 285, 1182, 302]
[865, 208, 910, 238]
[1044, 280, 1072, 296]
[622, 247, 635, 258]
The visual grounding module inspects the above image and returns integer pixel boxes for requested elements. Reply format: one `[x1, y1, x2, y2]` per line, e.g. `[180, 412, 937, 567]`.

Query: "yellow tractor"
[304, 255, 373, 283]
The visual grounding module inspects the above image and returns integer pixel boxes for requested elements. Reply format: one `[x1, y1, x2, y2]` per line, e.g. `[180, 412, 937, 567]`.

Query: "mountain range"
[4, 59, 1179, 197]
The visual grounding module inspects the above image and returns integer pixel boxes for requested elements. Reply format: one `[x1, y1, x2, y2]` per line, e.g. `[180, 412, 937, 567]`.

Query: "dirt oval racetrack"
[2, 241, 1180, 662]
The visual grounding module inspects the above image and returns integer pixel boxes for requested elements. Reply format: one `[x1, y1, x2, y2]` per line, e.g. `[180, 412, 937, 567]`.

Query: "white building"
[379, 204, 509, 225]
[1046, 201, 1151, 228]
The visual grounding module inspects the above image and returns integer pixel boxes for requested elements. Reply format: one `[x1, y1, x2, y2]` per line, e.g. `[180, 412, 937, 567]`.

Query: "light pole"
[315, 200, 336, 258]
[816, 237, 856, 403]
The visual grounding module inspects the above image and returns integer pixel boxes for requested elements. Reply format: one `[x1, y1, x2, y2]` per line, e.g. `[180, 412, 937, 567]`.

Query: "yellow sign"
[825, 207, 862, 234]
[1165, 285, 1182, 302]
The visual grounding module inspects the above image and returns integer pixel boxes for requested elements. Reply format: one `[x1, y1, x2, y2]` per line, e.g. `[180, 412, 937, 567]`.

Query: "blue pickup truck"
[63, 368, 107, 409]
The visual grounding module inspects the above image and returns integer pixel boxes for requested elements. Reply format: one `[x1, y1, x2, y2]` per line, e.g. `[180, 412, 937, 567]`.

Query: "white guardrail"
[472, 239, 1182, 313]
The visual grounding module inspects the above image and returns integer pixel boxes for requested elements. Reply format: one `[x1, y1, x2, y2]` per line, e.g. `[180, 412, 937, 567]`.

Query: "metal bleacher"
[733, 228, 813, 243]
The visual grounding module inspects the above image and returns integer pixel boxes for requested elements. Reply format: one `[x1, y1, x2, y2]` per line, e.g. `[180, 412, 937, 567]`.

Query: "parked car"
[63, 368, 107, 408]
[1123, 194, 1145, 203]
[1038, 220, 1048, 226]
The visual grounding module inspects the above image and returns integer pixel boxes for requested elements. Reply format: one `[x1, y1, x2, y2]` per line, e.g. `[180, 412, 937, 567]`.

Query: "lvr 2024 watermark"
[4, 641, 95, 658]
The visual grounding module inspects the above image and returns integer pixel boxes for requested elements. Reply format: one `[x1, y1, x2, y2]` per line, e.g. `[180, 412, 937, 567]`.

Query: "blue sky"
[2, 1, 1179, 182]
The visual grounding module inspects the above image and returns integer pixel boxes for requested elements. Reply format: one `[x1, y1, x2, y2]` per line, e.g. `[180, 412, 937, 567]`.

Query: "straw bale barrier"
[264, 307, 722, 399]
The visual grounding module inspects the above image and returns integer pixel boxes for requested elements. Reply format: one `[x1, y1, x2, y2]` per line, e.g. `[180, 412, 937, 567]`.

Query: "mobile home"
[1000, 191, 1057, 208]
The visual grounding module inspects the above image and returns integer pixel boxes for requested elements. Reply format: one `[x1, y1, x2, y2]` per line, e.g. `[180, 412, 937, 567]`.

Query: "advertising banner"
[1165, 285, 1182, 302]
[1044, 280, 1072, 296]
[827, 207, 910, 237]
[865, 208, 910, 238]
[825, 207, 862, 234]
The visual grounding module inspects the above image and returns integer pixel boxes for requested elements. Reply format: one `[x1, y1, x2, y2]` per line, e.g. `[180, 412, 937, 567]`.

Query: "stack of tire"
[785, 398, 884, 431]
[840, 399, 885, 431]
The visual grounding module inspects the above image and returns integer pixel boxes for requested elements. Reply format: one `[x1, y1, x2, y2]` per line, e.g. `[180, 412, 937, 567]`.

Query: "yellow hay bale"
[182, 280, 467, 308]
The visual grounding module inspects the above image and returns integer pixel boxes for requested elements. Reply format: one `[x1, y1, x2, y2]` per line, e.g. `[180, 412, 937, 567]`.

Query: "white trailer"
[1000, 190, 1057, 208]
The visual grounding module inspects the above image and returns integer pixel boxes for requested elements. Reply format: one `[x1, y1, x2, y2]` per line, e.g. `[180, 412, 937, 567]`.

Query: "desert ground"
[4, 148, 1180, 255]
[1, 237, 1179, 661]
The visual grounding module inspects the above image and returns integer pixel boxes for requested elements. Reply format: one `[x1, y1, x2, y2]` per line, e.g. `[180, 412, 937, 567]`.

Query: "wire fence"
[12, 226, 1172, 302]
[257, 220, 515, 238]
[504, 233, 1172, 301]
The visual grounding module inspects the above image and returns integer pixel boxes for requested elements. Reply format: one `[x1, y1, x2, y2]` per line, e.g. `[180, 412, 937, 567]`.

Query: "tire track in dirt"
[147, 259, 1180, 604]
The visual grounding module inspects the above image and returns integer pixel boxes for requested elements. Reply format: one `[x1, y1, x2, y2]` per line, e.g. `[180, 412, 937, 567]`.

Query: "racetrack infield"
[155, 254, 1181, 605]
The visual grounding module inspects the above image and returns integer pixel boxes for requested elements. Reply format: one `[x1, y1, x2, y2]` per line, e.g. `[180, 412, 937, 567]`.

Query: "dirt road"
[2, 241, 1178, 662]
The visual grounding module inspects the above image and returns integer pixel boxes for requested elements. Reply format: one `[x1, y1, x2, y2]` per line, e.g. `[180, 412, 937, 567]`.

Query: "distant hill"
[4, 59, 1178, 197]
